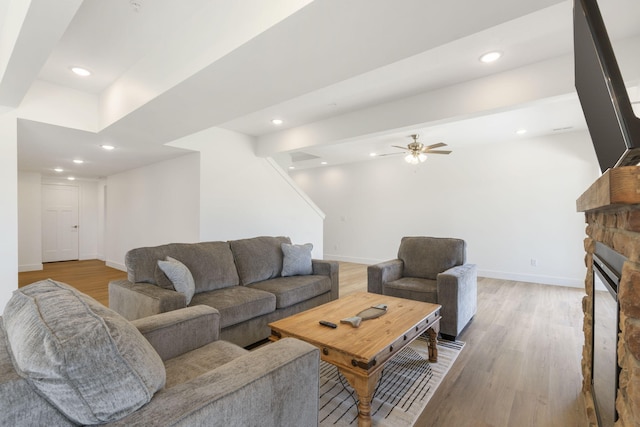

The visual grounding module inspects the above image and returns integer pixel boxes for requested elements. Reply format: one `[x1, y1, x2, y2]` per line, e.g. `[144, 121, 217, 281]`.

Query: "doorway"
[42, 184, 79, 262]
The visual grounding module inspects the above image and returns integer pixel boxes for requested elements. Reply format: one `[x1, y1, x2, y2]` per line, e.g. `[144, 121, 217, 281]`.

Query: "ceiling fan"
[380, 134, 452, 164]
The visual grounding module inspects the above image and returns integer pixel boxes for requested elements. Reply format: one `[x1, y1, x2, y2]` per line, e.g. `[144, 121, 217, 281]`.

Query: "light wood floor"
[18, 259, 126, 306]
[19, 261, 587, 426]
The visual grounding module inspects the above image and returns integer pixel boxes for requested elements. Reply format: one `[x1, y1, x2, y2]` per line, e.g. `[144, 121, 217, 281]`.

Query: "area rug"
[318, 337, 465, 426]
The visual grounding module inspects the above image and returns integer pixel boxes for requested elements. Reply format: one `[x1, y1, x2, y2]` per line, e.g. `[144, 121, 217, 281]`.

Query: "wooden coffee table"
[269, 292, 441, 427]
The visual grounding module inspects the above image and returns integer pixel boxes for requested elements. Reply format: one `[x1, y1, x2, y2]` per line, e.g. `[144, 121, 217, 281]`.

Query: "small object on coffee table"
[340, 303, 388, 328]
[319, 320, 337, 328]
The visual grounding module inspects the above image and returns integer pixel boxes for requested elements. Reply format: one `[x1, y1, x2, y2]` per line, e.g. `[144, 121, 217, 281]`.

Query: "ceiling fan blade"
[422, 142, 447, 150]
[391, 145, 408, 151]
[425, 150, 452, 155]
[378, 152, 404, 157]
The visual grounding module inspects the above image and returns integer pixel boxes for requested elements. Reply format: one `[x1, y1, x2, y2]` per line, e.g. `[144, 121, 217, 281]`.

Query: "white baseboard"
[79, 253, 98, 261]
[19, 263, 43, 272]
[477, 269, 584, 288]
[106, 261, 126, 272]
[324, 254, 584, 289]
[323, 254, 381, 265]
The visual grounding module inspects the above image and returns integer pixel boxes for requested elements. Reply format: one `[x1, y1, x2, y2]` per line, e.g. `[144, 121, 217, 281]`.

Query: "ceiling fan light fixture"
[404, 151, 427, 164]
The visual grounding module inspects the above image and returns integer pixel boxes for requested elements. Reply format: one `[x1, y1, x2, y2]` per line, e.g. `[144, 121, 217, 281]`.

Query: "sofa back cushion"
[398, 236, 466, 280]
[230, 236, 291, 285]
[2, 279, 165, 425]
[126, 241, 240, 293]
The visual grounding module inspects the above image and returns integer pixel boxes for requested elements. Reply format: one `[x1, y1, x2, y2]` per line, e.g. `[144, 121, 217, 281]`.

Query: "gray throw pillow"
[3, 279, 165, 425]
[157, 256, 195, 305]
[281, 243, 313, 276]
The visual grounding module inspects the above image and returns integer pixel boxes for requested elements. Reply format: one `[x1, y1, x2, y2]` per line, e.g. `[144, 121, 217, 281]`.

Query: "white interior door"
[42, 184, 79, 262]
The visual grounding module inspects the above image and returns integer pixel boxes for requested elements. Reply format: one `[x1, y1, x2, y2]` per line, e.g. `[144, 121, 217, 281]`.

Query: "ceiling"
[3, 0, 640, 178]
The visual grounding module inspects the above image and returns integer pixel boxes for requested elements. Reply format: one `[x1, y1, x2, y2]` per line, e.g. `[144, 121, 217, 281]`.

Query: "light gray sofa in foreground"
[109, 236, 339, 347]
[1, 279, 320, 426]
[367, 236, 477, 340]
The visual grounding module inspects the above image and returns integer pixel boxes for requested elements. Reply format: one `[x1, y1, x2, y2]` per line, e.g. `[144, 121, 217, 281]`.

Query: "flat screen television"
[574, 0, 640, 173]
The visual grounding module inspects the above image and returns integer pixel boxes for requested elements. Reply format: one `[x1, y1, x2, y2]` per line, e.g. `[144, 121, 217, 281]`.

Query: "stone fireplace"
[577, 167, 640, 426]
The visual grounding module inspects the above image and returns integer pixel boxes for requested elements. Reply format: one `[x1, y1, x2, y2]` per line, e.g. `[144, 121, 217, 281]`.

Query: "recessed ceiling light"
[288, 166, 295, 170]
[479, 51, 502, 63]
[67, 176, 76, 181]
[369, 152, 377, 157]
[271, 119, 283, 125]
[321, 161, 327, 165]
[101, 144, 115, 150]
[70, 66, 91, 77]
[54, 168, 63, 173]
[73, 159, 84, 164]
[516, 129, 527, 135]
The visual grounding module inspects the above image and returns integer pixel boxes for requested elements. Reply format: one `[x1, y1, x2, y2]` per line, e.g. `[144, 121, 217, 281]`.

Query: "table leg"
[426, 326, 439, 363]
[338, 368, 383, 427]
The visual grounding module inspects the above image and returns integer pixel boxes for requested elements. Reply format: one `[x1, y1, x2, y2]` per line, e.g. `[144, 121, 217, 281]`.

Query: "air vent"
[290, 152, 320, 162]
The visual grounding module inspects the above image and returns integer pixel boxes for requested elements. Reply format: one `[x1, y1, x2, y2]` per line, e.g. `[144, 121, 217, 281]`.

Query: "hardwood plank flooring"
[17, 260, 587, 426]
[18, 260, 126, 307]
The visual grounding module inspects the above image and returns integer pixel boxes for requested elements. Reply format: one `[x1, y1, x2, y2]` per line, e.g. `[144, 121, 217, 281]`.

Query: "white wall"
[0, 112, 17, 312]
[97, 179, 106, 261]
[105, 153, 201, 270]
[170, 127, 325, 258]
[77, 179, 99, 260]
[291, 131, 600, 287]
[18, 172, 42, 271]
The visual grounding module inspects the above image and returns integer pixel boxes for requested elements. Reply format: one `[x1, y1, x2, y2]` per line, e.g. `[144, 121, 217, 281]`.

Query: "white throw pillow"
[157, 256, 195, 304]
[281, 243, 313, 277]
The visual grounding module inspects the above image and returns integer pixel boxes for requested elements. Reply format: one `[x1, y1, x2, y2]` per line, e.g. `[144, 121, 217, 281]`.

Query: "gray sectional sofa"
[109, 236, 339, 347]
[1, 279, 320, 426]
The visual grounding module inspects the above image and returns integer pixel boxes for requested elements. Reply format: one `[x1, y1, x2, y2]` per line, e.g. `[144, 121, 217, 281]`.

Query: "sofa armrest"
[132, 306, 220, 361]
[367, 259, 403, 294]
[106, 338, 320, 427]
[109, 279, 186, 321]
[312, 259, 339, 300]
[437, 263, 478, 336]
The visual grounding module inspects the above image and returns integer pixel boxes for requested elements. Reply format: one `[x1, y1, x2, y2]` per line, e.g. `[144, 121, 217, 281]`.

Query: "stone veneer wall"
[582, 208, 640, 426]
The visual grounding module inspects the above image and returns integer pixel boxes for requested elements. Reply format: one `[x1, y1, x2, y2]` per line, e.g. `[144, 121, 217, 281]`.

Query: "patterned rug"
[318, 337, 465, 426]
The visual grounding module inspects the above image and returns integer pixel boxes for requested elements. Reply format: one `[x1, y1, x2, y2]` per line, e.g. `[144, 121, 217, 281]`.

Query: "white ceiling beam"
[100, 0, 566, 148]
[0, 0, 82, 107]
[255, 54, 576, 156]
[99, 0, 313, 129]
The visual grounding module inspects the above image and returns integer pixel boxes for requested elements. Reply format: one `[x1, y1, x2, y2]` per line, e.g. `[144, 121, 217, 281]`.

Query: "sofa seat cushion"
[2, 280, 166, 425]
[384, 277, 438, 303]
[230, 236, 291, 285]
[190, 286, 276, 328]
[164, 340, 248, 388]
[248, 275, 331, 309]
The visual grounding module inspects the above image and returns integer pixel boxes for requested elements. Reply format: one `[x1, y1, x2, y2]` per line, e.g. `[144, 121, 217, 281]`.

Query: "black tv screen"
[574, 0, 640, 172]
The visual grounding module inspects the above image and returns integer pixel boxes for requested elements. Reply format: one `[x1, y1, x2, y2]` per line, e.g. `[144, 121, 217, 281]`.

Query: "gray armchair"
[1, 279, 320, 426]
[367, 236, 477, 340]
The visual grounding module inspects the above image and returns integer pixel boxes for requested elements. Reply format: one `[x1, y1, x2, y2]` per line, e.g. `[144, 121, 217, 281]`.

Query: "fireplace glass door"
[592, 252, 620, 427]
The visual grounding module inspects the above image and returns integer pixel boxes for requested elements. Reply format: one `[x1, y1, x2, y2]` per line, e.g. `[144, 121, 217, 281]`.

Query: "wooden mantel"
[577, 166, 640, 212]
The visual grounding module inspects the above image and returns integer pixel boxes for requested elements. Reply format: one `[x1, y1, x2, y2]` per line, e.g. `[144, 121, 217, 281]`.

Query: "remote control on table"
[319, 320, 337, 328]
